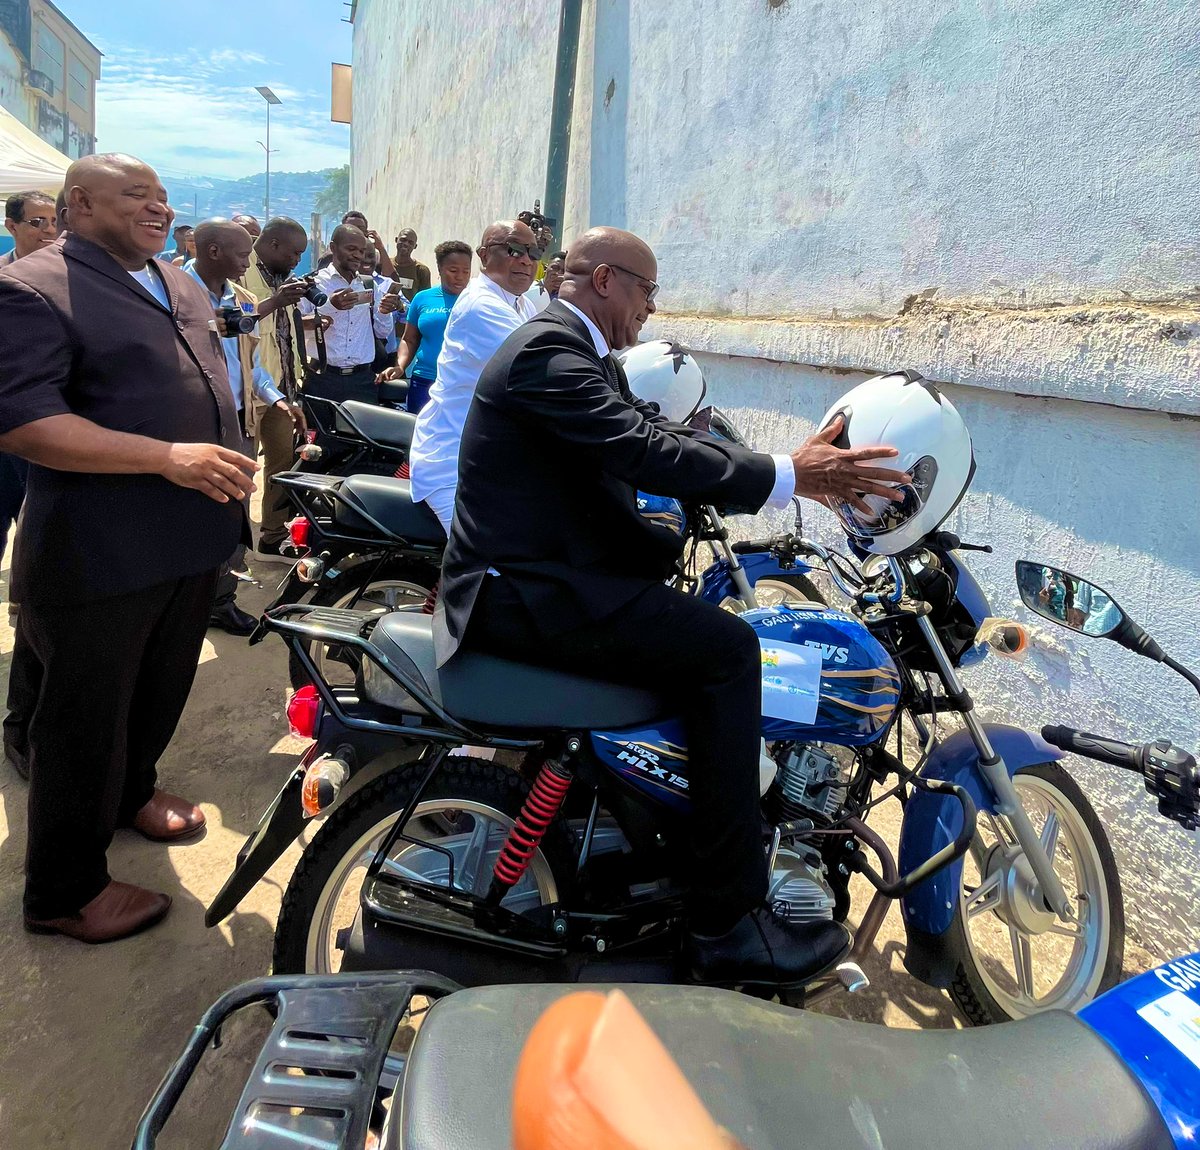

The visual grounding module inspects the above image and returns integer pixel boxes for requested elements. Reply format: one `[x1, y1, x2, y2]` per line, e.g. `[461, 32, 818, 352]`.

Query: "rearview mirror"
[1014, 561, 1127, 638]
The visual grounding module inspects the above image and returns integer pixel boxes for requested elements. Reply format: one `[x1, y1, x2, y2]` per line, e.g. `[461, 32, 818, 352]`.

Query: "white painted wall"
[351, 0, 1200, 955]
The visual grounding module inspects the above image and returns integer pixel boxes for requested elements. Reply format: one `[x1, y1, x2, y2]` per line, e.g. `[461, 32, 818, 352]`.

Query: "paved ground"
[0, 544, 1160, 1149]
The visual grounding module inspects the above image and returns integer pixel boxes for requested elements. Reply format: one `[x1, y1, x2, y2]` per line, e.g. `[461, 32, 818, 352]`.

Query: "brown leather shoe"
[131, 788, 207, 841]
[25, 880, 171, 943]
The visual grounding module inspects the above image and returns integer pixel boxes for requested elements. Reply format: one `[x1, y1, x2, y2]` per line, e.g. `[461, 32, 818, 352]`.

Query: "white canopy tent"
[0, 103, 70, 197]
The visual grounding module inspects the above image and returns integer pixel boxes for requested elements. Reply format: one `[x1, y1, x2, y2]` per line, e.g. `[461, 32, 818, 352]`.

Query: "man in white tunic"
[409, 218, 542, 530]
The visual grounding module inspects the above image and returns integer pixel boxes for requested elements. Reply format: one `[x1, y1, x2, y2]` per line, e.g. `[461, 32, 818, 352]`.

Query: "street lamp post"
[255, 85, 282, 217]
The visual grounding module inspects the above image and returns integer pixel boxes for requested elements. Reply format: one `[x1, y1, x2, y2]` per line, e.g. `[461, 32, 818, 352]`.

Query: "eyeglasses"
[22, 216, 54, 230]
[606, 263, 659, 304]
[487, 240, 545, 262]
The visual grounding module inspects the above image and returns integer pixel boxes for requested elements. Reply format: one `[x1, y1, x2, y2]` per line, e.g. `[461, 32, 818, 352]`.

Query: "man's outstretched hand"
[161, 443, 259, 504]
[791, 416, 909, 513]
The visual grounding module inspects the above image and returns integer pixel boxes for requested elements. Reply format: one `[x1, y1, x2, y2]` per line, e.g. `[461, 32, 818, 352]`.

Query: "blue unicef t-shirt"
[406, 285, 459, 380]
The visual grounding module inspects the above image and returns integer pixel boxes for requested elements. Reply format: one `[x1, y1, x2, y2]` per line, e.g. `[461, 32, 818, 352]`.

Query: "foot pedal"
[836, 960, 869, 993]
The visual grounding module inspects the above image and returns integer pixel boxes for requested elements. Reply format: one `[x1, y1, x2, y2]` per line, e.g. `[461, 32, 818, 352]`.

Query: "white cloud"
[92, 42, 347, 179]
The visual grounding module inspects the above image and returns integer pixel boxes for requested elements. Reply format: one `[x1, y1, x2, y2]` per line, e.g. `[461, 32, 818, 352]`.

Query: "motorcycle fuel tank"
[591, 606, 899, 813]
[745, 604, 900, 744]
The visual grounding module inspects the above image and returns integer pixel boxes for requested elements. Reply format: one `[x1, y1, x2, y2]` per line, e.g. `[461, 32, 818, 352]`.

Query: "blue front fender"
[898, 724, 1064, 972]
[698, 551, 816, 606]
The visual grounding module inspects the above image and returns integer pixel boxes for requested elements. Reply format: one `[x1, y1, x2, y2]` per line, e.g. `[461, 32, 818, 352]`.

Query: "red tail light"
[287, 685, 320, 739]
[288, 516, 310, 549]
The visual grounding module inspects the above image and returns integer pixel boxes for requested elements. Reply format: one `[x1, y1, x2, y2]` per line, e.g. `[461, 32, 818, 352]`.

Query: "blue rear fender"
[897, 723, 1064, 987]
[698, 550, 816, 606]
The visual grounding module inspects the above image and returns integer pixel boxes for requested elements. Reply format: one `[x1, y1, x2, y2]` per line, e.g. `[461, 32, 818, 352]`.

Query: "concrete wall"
[352, 0, 1200, 955]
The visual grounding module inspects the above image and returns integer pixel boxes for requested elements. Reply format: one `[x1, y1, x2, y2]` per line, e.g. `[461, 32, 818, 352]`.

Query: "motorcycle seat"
[368, 611, 668, 729]
[395, 982, 1173, 1150]
[335, 401, 417, 451]
[333, 475, 446, 545]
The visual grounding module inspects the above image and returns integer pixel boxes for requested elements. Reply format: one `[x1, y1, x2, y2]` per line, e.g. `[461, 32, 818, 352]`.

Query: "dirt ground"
[0, 529, 1160, 1150]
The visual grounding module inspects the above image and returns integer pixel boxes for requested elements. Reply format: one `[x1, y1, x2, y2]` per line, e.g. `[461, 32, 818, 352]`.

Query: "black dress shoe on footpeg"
[208, 601, 258, 637]
[687, 907, 852, 990]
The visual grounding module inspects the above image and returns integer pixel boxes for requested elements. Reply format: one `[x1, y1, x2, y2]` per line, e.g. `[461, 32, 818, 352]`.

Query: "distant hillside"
[162, 168, 342, 232]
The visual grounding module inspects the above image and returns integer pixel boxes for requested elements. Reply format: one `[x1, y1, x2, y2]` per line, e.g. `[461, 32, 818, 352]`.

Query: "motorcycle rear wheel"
[272, 756, 576, 975]
[287, 560, 435, 689]
[945, 762, 1124, 1024]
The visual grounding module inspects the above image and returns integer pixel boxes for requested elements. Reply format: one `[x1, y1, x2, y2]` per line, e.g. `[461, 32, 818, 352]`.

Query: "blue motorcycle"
[210, 510, 1198, 1023]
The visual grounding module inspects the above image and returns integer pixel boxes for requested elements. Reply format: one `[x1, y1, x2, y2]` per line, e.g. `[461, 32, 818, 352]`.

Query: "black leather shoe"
[208, 601, 258, 636]
[687, 907, 852, 990]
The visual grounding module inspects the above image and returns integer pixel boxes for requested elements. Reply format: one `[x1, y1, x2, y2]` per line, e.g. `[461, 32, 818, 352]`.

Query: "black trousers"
[212, 428, 254, 609]
[21, 571, 217, 919]
[467, 578, 769, 933]
[0, 451, 27, 563]
[302, 366, 379, 463]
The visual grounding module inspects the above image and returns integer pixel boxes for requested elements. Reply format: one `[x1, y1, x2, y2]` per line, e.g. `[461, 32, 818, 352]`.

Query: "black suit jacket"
[0, 233, 247, 605]
[434, 301, 777, 664]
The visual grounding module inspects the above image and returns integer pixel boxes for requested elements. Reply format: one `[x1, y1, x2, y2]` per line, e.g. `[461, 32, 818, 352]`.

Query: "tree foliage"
[314, 164, 350, 222]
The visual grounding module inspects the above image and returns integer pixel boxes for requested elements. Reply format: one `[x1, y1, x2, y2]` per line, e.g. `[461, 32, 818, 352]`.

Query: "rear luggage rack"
[132, 972, 460, 1150]
[263, 603, 542, 751]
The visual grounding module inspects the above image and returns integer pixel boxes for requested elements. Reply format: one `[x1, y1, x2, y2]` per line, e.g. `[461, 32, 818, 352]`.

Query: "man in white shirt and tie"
[409, 218, 541, 530]
[299, 224, 400, 410]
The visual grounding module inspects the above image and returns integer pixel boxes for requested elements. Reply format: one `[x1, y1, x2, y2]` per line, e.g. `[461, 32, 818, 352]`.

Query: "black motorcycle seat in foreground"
[370, 611, 668, 728]
[336, 400, 417, 449]
[334, 475, 447, 544]
[397, 983, 1172, 1150]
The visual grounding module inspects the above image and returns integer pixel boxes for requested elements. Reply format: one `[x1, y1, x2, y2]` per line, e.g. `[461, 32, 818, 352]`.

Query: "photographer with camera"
[242, 216, 325, 562]
[187, 218, 303, 633]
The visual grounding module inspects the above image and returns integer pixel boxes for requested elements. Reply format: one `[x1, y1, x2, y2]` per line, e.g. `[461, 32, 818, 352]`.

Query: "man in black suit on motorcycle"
[436, 226, 908, 988]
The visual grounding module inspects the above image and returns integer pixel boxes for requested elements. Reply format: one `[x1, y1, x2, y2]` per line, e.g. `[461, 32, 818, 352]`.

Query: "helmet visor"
[833, 483, 922, 538]
[833, 455, 939, 539]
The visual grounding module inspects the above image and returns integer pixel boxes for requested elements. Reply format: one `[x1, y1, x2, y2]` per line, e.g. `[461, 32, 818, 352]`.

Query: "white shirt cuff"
[766, 454, 796, 509]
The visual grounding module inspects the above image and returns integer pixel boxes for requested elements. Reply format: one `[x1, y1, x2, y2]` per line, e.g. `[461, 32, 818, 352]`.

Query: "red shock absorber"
[489, 762, 572, 898]
[395, 460, 411, 480]
[421, 579, 439, 615]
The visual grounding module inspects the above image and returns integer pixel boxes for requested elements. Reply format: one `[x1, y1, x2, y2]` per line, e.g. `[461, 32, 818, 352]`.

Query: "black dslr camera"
[217, 305, 257, 335]
[518, 200, 557, 237]
[300, 274, 328, 307]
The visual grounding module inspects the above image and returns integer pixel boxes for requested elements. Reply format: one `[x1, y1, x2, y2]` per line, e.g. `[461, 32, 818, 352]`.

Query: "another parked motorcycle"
[134, 950, 1199, 1149]
[294, 396, 415, 478]
[256, 467, 445, 688]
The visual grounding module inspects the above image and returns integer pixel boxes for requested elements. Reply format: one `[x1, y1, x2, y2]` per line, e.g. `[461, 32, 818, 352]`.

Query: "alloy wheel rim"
[959, 773, 1109, 1017]
[304, 798, 559, 973]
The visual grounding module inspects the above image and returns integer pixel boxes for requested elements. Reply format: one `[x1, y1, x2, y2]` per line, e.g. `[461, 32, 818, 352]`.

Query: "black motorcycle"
[294, 395, 415, 478]
[257, 467, 444, 688]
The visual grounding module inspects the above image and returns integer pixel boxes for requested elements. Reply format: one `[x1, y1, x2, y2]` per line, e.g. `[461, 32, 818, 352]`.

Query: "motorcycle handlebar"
[1041, 725, 1142, 771]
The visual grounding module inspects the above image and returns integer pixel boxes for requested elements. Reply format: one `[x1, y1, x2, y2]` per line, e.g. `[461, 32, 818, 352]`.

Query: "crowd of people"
[0, 150, 906, 993]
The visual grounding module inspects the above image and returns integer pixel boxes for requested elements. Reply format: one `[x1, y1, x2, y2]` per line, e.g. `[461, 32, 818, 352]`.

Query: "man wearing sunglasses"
[2, 191, 58, 267]
[436, 226, 909, 993]
[408, 218, 540, 530]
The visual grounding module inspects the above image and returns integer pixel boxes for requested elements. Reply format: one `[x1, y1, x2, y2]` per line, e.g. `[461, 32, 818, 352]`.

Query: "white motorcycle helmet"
[818, 369, 975, 556]
[617, 339, 707, 423]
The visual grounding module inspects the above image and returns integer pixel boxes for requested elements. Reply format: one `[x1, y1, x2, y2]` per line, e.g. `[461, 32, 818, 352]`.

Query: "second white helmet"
[618, 340, 707, 424]
[818, 370, 975, 555]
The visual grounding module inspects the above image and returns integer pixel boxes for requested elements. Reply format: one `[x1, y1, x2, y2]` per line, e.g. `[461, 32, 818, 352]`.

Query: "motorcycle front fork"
[705, 505, 760, 610]
[913, 612, 1073, 920]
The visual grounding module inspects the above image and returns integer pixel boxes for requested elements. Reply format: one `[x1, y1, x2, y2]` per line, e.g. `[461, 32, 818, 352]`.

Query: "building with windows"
[0, 0, 99, 161]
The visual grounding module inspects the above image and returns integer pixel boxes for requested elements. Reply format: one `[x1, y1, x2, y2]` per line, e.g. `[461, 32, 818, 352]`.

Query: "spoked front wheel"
[946, 762, 1124, 1023]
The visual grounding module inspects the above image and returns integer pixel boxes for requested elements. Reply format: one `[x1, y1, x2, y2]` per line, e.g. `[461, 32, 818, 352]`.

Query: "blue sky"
[64, 0, 352, 180]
